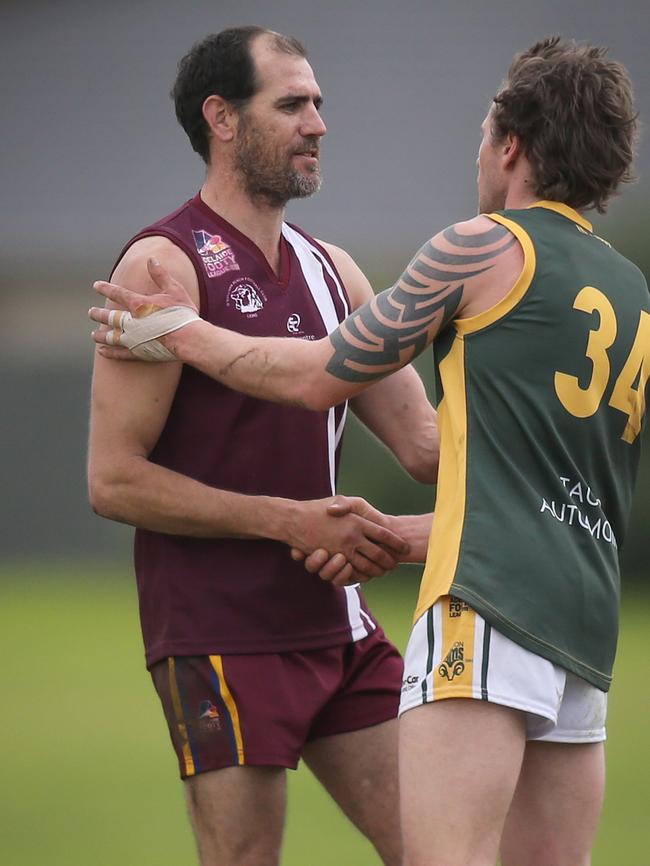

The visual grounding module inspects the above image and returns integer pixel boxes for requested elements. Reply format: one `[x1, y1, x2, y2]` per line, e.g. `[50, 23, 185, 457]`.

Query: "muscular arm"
[89, 237, 408, 569]
[92, 215, 523, 412]
[320, 241, 439, 484]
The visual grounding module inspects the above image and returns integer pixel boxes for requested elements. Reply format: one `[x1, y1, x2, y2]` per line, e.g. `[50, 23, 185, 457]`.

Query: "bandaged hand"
[98, 305, 200, 360]
[90, 257, 200, 361]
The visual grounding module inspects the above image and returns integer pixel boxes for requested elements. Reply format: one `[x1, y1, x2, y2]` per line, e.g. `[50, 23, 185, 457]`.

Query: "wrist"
[163, 318, 211, 364]
[250, 496, 301, 547]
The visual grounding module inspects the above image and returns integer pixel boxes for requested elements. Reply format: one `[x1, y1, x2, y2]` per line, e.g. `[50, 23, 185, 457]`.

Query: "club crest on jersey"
[227, 278, 266, 317]
[192, 229, 240, 279]
[198, 700, 221, 731]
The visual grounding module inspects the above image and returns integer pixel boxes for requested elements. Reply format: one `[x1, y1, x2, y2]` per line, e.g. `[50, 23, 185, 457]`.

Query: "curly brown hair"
[492, 36, 638, 213]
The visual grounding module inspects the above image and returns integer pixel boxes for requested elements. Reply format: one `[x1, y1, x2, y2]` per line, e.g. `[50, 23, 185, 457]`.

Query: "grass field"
[1, 562, 648, 865]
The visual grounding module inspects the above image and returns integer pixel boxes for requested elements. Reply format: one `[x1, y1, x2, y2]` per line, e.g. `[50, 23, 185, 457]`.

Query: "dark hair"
[492, 36, 638, 213]
[171, 26, 307, 163]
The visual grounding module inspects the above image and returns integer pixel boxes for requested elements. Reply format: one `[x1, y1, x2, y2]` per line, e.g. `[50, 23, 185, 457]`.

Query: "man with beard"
[88, 26, 438, 866]
[91, 37, 645, 866]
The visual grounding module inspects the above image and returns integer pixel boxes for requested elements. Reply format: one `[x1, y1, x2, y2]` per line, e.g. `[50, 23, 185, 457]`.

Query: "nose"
[302, 105, 327, 138]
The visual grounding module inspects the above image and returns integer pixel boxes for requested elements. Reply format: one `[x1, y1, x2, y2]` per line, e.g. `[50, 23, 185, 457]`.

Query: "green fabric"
[440, 205, 649, 690]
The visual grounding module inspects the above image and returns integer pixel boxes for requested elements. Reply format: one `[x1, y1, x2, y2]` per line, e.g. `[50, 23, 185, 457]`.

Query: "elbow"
[296, 367, 349, 412]
[406, 459, 439, 485]
[88, 471, 127, 522]
[399, 444, 440, 485]
[303, 391, 342, 412]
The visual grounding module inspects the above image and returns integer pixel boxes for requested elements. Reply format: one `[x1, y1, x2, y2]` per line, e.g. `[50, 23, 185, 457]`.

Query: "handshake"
[288, 496, 430, 587]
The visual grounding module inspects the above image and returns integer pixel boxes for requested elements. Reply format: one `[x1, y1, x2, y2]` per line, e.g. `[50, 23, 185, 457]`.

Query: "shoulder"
[112, 235, 200, 305]
[315, 240, 374, 308]
[431, 214, 516, 248]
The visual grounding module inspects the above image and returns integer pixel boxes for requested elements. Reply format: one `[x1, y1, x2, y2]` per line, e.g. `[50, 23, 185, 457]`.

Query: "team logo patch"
[198, 700, 221, 731]
[192, 229, 240, 279]
[227, 278, 267, 317]
[438, 641, 465, 681]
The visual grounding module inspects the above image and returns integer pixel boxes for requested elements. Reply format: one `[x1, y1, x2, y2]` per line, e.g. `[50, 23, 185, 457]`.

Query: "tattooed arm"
[91, 216, 523, 408]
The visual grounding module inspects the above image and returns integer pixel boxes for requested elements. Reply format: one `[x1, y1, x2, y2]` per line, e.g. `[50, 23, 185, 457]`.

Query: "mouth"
[294, 143, 320, 160]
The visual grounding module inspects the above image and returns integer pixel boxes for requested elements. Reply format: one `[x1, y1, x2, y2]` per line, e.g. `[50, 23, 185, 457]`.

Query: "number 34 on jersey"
[554, 285, 650, 444]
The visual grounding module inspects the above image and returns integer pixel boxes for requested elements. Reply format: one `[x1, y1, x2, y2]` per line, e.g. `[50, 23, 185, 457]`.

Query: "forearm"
[166, 320, 351, 410]
[351, 369, 439, 484]
[89, 455, 301, 542]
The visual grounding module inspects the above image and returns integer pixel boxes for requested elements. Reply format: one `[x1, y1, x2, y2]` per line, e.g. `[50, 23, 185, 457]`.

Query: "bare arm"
[320, 241, 439, 484]
[91, 215, 522, 410]
[89, 237, 408, 571]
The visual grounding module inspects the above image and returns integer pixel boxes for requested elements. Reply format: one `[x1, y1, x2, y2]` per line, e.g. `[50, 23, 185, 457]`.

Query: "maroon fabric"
[150, 628, 403, 778]
[115, 195, 375, 664]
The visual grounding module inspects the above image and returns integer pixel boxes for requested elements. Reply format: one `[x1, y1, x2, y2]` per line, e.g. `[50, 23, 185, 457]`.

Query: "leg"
[303, 718, 402, 866]
[399, 699, 526, 866]
[184, 765, 286, 866]
[500, 741, 605, 866]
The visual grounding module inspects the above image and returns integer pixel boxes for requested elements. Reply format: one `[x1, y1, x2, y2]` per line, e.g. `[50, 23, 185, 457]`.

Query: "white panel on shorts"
[399, 598, 607, 743]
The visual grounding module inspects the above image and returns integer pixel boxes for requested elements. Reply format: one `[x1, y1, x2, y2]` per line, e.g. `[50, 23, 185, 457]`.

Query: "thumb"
[147, 257, 173, 290]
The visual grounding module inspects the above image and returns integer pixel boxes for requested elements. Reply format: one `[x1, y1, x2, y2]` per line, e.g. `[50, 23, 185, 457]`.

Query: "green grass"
[1, 562, 647, 865]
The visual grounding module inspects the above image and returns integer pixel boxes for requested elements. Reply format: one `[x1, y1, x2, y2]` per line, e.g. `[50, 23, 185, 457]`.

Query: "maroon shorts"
[150, 628, 403, 779]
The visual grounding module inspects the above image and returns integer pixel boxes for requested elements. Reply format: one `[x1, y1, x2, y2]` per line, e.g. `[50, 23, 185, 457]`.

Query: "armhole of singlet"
[110, 228, 208, 317]
[453, 214, 537, 336]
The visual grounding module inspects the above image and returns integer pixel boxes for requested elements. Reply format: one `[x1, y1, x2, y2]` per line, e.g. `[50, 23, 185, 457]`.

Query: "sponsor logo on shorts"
[192, 229, 240, 279]
[227, 278, 267, 317]
[448, 598, 469, 618]
[198, 700, 221, 731]
[401, 674, 420, 693]
[438, 641, 465, 681]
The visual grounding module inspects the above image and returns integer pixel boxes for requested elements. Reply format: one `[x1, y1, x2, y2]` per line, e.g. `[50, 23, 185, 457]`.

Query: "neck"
[200, 168, 286, 274]
[502, 165, 540, 210]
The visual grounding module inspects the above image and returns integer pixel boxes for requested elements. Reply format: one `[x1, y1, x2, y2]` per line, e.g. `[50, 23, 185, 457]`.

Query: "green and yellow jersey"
[416, 202, 649, 690]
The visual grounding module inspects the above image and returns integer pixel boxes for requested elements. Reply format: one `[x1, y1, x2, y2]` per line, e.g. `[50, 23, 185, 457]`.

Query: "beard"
[234, 112, 322, 207]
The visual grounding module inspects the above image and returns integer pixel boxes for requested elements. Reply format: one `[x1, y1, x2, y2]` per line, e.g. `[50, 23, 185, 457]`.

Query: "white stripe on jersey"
[282, 224, 372, 641]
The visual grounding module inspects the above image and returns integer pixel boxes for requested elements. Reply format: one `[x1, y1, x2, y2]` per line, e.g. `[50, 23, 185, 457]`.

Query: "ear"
[502, 132, 522, 169]
[202, 95, 238, 143]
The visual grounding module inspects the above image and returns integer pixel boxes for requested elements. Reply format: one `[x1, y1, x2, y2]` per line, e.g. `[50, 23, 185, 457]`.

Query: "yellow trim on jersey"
[414, 337, 468, 622]
[530, 200, 593, 232]
[209, 655, 245, 764]
[168, 658, 195, 777]
[454, 214, 536, 336]
[432, 598, 477, 699]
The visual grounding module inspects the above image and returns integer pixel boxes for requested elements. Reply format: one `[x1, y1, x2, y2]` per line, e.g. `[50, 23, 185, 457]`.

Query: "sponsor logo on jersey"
[438, 641, 465, 681]
[401, 673, 420, 693]
[198, 700, 221, 731]
[448, 598, 470, 618]
[192, 229, 240, 279]
[285, 312, 317, 340]
[227, 278, 266, 316]
[287, 313, 301, 333]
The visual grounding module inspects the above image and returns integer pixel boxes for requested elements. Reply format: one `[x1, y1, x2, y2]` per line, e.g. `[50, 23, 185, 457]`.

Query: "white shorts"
[399, 596, 607, 743]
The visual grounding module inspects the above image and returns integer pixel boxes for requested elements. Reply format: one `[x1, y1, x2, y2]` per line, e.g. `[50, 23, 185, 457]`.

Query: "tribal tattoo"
[326, 222, 515, 382]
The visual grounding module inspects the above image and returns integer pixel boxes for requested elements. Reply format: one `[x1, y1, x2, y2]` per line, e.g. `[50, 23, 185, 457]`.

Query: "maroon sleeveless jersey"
[115, 194, 378, 666]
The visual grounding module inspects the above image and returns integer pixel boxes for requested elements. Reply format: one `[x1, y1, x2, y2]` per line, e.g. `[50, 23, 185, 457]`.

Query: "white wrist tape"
[105, 305, 200, 361]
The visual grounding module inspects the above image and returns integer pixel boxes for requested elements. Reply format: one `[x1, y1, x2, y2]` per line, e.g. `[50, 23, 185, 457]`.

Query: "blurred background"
[2, 1, 648, 864]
